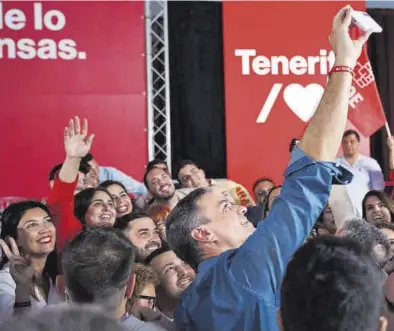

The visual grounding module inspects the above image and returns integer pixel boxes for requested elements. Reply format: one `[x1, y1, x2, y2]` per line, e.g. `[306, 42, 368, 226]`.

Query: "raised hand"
[0, 237, 34, 290]
[329, 5, 372, 68]
[64, 116, 95, 159]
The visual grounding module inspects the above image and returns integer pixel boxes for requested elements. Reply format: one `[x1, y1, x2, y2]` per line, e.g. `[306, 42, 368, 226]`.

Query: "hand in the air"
[329, 5, 372, 68]
[64, 116, 95, 159]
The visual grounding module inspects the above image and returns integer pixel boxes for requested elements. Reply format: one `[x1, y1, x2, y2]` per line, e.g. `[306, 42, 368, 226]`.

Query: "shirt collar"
[198, 256, 219, 274]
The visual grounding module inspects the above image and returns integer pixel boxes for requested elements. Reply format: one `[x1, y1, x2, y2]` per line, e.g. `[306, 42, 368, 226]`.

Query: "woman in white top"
[0, 200, 62, 322]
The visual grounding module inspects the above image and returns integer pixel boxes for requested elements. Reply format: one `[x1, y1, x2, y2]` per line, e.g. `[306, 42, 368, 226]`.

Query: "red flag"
[347, 29, 386, 137]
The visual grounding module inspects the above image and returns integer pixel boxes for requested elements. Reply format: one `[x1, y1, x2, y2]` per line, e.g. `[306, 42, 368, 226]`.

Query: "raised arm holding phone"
[165, 6, 372, 331]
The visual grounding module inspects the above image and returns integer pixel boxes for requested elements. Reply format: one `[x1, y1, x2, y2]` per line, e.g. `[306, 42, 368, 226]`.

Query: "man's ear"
[125, 273, 136, 299]
[191, 226, 215, 243]
[379, 316, 388, 331]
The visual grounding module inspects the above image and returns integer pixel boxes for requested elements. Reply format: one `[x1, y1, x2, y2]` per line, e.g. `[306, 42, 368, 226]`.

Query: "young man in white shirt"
[336, 129, 385, 216]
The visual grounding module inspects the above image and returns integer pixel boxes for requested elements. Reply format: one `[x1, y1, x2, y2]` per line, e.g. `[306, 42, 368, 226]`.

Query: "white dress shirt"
[0, 264, 63, 323]
[336, 154, 385, 217]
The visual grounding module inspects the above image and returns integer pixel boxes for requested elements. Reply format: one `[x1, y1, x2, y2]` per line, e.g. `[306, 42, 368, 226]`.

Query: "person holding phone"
[165, 6, 371, 331]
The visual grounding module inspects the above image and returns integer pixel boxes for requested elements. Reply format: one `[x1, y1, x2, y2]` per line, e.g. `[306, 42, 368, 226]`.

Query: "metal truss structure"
[145, 1, 172, 169]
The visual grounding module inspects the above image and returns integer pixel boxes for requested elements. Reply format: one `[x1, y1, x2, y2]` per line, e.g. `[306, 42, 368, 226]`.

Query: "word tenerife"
[235, 49, 335, 76]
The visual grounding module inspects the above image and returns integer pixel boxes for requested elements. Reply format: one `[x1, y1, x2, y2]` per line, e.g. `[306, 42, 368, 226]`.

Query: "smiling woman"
[0, 201, 62, 322]
[100, 180, 133, 218]
[74, 188, 116, 228]
[362, 190, 394, 225]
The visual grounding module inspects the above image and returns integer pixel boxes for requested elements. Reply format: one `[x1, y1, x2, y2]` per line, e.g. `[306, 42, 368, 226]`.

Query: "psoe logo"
[234, 49, 367, 123]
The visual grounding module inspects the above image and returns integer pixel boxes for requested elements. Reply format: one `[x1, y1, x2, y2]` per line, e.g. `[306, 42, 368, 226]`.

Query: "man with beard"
[176, 160, 255, 207]
[146, 246, 195, 319]
[144, 165, 193, 210]
[115, 212, 162, 262]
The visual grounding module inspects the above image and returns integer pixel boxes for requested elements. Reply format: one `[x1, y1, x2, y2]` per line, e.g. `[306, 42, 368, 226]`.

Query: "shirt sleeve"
[368, 158, 385, 191]
[328, 185, 357, 230]
[99, 166, 148, 197]
[0, 268, 16, 323]
[230, 147, 353, 301]
[47, 178, 83, 254]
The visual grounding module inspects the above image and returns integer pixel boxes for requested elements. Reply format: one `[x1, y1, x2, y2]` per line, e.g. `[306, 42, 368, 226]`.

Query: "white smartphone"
[351, 11, 382, 33]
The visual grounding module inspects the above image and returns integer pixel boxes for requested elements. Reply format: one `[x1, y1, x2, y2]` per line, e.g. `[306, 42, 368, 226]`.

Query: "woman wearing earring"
[0, 201, 61, 322]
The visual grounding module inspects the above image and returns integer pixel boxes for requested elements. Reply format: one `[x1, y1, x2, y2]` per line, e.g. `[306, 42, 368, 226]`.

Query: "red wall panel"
[222, 1, 368, 191]
[0, 1, 147, 198]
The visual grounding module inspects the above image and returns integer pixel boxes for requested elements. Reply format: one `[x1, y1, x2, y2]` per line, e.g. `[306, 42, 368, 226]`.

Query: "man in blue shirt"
[165, 6, 372, 331]
[82, 153, 148, 197]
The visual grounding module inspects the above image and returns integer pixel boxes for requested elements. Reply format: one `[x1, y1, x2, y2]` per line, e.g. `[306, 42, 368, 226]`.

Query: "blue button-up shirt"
[174, 148, 353, 331]
[99, 166, 148, 197]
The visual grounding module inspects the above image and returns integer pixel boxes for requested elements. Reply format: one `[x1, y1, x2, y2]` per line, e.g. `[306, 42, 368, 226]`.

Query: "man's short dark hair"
[114, 211, 151, 231]
[145, 243, 171, 265]
[280, 236, 383, 331]
[147, 159, 168, 170]
[343, 129, 361, 142]
[166, 187, 212, 270]
[49, 161, 91, 182]
[342, 218, 392, 269]
[176, 160, 198, 182]
[0, 305, 126, 331]
[252, 178, 274, 192]
[82, 153, 95, 163]
[62, 228, 135, 310]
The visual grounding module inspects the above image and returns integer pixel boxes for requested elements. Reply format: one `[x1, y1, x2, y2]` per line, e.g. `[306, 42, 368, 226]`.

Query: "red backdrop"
[0, 1, 147, 198]
[222, 1, 369, 192]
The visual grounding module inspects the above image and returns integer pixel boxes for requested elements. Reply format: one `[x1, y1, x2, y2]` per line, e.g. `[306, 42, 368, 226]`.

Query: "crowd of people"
[1, 5, 394, 331]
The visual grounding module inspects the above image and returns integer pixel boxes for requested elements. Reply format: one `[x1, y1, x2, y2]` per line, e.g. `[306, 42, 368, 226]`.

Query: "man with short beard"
[146, 246, 195, 319]
[115, 212, 162, 262]
[144, 165, 193, 211]
[176, 160, 255, 207]
[336, 129, 385, 216]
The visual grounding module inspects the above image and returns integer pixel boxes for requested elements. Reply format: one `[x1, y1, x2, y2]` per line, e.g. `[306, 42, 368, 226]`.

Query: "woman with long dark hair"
[362, 190, 394, 225]
[0, 201, 61, 322]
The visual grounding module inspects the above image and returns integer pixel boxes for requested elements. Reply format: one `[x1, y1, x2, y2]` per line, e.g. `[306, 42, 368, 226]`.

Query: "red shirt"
[390, 170, 394, 181]
[47, 178, 82, 254]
